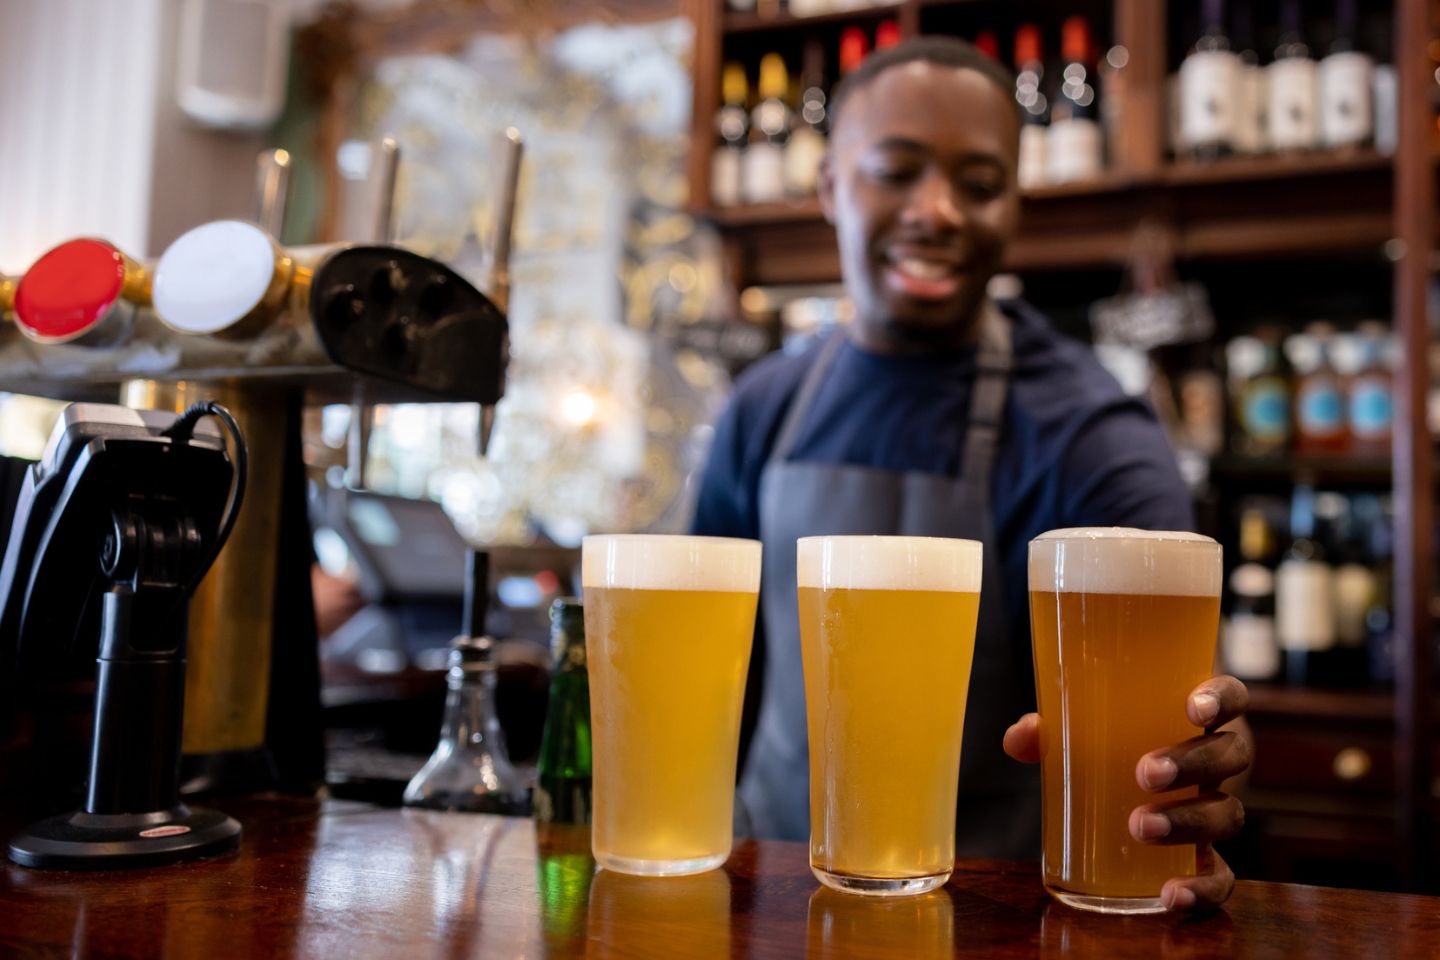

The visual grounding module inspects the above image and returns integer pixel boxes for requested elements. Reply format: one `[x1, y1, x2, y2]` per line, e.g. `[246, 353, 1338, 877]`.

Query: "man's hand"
[1003, 676, 1252, 913]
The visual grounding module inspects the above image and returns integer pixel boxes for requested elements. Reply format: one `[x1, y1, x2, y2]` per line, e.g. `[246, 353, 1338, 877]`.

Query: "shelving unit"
[684, 0, 1438, 890]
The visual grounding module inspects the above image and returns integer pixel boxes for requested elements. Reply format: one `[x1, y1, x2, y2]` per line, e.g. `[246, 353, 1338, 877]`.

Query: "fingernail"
[1136, 812, 1171, 841]
[1167, 886, 1196, 910]
[1192, 693, 1219, 725]
[1141, 756, 1179, 790]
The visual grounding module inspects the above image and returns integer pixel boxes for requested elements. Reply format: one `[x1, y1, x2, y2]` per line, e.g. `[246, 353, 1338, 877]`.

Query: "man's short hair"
[830, 36, 1019, 132]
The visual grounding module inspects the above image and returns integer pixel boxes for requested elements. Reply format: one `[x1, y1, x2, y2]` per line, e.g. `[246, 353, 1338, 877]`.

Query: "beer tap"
[254, 148, 291, 239]
[477, 128, 523, 459]
[346, 137, 400, 490]
[13, 239, 151, 345]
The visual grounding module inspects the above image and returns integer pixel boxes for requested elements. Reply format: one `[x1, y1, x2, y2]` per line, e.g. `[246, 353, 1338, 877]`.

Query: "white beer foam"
[1028, 527, 1221, 597]
[797, 536, 982, 592]
[582, 534, 761, 592]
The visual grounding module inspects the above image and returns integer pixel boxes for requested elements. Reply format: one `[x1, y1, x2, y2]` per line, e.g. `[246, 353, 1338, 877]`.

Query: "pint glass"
[798, 535, 982, 896]
[1028, 528, 1221, 914]
[583, 534, 761, 876]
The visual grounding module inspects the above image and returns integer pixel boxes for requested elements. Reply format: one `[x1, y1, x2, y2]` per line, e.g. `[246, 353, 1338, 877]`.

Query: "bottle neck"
[441, 668, 503, 751]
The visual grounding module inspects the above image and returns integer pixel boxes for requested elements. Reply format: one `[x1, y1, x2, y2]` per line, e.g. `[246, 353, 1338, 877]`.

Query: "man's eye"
[868, 166, 918, 185]
[963, 180, 1002, 200]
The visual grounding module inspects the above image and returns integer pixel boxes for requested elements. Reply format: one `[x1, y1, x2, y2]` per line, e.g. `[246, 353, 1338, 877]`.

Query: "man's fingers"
[1129, 793, 1245, 846]
[1161, 847, 1235, 913]
[1188, 676, 1250, 729]
[1003, 713, 1041, 764]
[1136, 731, 1252, 792]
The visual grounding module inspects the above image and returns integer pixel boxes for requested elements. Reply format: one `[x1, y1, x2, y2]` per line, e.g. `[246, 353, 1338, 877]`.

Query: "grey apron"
[739, 303, 1042, 859]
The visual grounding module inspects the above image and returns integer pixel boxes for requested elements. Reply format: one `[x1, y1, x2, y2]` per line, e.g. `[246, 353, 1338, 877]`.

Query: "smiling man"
[690, 38, 1250, 912]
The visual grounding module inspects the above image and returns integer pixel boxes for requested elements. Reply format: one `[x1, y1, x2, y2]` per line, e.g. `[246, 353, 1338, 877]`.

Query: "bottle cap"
[1014, 24, 1043, 66]
[974, 30, 1000, 61]
[758, 53, 789, 101]
[722, 62, 748, 106]
[876, 20, 901, 50]
[1061, 16, 1092, 63]
[839, 27, 869, 75]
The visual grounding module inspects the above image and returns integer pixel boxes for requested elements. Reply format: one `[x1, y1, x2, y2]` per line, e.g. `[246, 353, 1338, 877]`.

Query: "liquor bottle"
[838, 26, 868, 79]
[1290, 323, 1348, 455]
[785, 40, 828, 198]
[1276, 486, 1338, 686]
[743, 53, 791, 205]
[1226, 332, 1291, 456]
[1231, 0, 1268, 154]
[1330, 494, 1376, 686]
[1317, 0, 1374, 149]
[1372, 23, 1397, 155]
[1046, 17, 1103, 184]
[1224, 506, 1281, 681]
[1267, 0, 1318, 152]
[974, 30, 1000, 61]
[711, 63, 749, 208]
[1014, 24, 1049, 190]
[534, 598, 593, 825]
[402, 634, 531, 814]
[875, 20, 901, 52]
[1178, 0, 1239, 160]
[1346, 321, 1394, 452]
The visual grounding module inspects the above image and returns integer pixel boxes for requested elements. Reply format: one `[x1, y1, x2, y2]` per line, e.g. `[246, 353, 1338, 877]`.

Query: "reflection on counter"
[806, 887, 955, 960]
[587, 867, 733, 959]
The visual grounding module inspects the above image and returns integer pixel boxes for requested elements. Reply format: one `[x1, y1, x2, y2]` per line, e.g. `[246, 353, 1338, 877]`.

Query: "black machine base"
[8, 804, 241, 870]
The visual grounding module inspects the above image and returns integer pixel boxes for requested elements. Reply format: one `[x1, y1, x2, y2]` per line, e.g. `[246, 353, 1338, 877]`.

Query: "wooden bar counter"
[3, 796, 1437, 958]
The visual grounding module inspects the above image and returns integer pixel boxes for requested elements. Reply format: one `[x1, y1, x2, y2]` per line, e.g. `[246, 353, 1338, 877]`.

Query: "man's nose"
[902, 169, 963, 232]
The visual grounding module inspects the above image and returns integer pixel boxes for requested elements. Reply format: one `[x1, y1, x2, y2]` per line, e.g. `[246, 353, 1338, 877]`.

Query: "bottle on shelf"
[1224, 505, 1281, 682]
[785, 40, 828, 199]
[534, 598, 593, 826]
[1226, 331, 1291, 456]
[1014, 23, 1049, 190]
[1276, 485, 1338, 686]
[838, 26, 869, 80]
[1317, 0, 1374, 150]
[1364, 495, 1396, 685]
[875, 20, 901, 52]
[1232, 0, 1268, 155]
[1372, 21, 1397, 155]
[1178, 0, 1239, 161]
[1345, 321, 1394, 453]
[1289, 323, 1348, 455]
[711, 63, 750, 208]
[1267, 0, 1319, 152]
[1329, 494, 1377, 686]
[743, 53, 791, 205]
[974, 30, 1000, 61]
[1046, 16, 1104, 185]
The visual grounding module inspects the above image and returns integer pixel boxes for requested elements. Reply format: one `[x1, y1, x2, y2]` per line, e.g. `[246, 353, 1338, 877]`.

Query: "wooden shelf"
[1247, 684, 1396, 722]
[722, 2, 903, 33]
[1163, 149, 1392, 186]
[1208, 453, 1394, 488]
[701, 197, 825, 226]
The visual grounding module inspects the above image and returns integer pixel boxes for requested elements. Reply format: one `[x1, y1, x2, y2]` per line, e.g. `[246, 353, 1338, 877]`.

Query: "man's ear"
[816, 152, 837, 226]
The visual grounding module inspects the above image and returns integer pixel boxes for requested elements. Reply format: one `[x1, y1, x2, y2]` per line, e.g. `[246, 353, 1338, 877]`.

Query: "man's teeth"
[894, 258, 954, 280]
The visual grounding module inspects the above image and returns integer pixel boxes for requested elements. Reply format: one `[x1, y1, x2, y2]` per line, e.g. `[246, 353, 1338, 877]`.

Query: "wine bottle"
[1046, 17, 1103, 184]
[742, 53, 791, 205]
[1317, 0, 1374, 149]
[711, 63, 749, 208]
[1267, 0, 1318, 152]
[1014, 24, 1048, 189]
[1179, 0, 1240, 160]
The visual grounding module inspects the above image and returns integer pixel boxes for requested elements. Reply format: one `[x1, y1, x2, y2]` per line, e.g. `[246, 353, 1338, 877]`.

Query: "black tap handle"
[463, 548, 490, 640]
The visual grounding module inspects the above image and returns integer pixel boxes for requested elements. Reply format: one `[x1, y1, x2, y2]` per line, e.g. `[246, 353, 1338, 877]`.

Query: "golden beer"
[798, 536, 982, 896]
[583, 535, 761, 876]
[1028, 528, 1221, 914]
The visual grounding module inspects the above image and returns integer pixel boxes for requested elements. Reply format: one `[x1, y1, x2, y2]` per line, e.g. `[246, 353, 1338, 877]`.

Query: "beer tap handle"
[476, 128, 522, 460]
[253, 148, 291, 239]
[372, 136, 401, 244]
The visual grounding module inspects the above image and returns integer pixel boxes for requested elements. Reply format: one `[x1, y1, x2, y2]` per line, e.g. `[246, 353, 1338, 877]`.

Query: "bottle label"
[783, 128, 825, 196]
[1350, 378, 1392, 439]
[1374, 64, 1398, 155]
[1298, 382, 1344, 438]
[1333, 564, 1376, 648]
[1276, 560, 1337, 651]
[1225, 613, 1280, 680]
[742, 143, 785, 204]
[711, 149, 741, 207]
[1233, 65, 1267, 154]
[1267, 58, 1318, 150]
[1179, 50, 1240, 149]
[1019, 125, 1048, 188]
[1318, 51, 1374, 147]
[1242, 379, 1290, 442]
[1045, 119, 1103, 184]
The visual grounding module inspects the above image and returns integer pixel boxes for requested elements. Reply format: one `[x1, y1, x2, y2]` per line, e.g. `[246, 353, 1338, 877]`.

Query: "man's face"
[819, 63, 1020, 352]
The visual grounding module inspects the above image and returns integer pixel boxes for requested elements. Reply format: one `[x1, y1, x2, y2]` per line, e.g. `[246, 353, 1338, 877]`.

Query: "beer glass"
[798, 535, 982, 896]
[1028, 528, 1221, 914]
[583, 534, 761, 876]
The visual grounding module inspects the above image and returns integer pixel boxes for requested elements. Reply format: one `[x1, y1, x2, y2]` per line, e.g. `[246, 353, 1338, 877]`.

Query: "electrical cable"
[162, 402, 248, 594]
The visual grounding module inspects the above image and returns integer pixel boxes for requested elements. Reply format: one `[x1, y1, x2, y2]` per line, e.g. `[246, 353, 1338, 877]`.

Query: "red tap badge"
[14, 239, 131, 343]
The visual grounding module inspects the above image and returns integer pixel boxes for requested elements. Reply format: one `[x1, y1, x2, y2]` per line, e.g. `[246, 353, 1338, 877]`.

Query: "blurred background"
[0, 0, 1437, 894]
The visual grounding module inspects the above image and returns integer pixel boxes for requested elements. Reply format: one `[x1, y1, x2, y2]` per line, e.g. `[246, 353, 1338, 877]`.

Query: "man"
[691, 37, 1249, 913]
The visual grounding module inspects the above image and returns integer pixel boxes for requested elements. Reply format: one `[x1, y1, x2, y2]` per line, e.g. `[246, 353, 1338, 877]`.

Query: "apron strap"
[769, 330, 847, 464]
[957, 303, 1014, 510]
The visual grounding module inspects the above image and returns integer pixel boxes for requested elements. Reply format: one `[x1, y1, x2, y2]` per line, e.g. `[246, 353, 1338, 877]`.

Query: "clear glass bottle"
[403, 634, 531, 815]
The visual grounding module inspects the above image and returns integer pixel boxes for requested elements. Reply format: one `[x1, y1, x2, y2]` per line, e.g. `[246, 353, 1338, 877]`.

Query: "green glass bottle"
[534, 598, 592, 824]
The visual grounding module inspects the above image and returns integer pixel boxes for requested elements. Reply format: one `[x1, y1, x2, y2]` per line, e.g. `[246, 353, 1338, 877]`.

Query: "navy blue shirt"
[690, 300, 1195, 639]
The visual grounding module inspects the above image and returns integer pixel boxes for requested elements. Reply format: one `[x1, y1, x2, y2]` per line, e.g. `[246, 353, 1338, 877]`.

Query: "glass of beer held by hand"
[798, 536, 982, 896]
[1028, 528, 1221, 914]
[583, 534, 761, 876]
